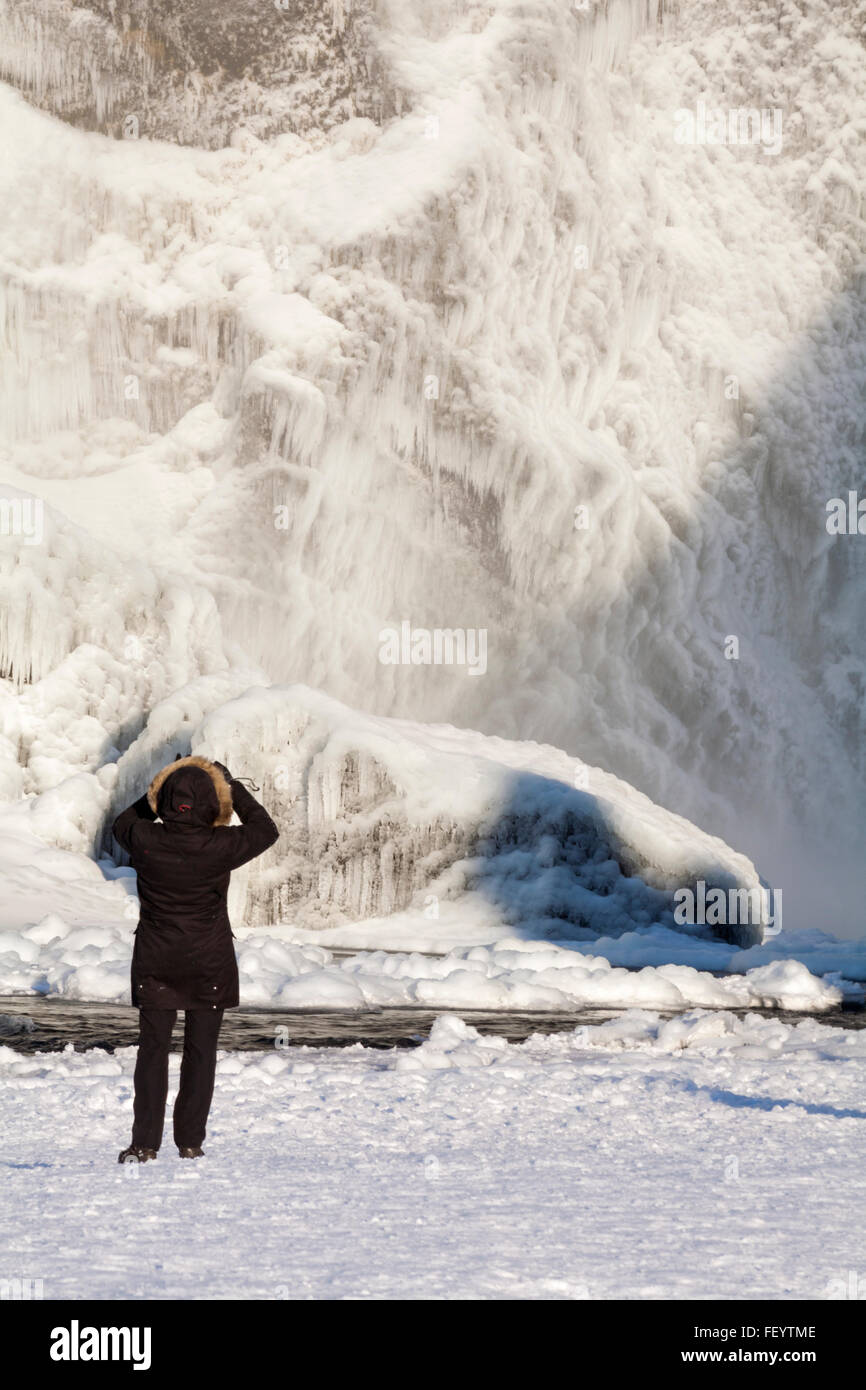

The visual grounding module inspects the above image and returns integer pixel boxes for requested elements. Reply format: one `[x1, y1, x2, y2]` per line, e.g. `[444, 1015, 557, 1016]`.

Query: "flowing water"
[1, 993, 863, 1056]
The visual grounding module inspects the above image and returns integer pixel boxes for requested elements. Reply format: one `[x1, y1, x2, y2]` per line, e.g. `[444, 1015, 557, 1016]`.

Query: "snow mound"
[395, 1015, 510, 1070]
[566, 1007, 865, 1058]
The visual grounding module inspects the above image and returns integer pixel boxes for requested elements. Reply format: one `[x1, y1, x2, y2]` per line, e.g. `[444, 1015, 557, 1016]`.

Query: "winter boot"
[118, 1145, 157, 1163]
[178, 1146, 204, 1158]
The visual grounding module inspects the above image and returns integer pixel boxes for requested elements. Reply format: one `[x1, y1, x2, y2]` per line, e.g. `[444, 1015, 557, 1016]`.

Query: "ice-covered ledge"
[109, 682, 769, 947]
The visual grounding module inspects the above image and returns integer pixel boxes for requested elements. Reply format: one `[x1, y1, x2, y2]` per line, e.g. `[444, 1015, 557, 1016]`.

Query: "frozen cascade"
[0, 0, 864, 934]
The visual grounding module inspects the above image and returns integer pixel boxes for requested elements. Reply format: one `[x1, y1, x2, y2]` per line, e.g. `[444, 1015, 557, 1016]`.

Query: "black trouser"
[131, 1008, 224, 1151]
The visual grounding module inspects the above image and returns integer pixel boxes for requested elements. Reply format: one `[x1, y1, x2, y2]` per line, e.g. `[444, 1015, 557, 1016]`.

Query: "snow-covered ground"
[2, 1010, 864, 1300]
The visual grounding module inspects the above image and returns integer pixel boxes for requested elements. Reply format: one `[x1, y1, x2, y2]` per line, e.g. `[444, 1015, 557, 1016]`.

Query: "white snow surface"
[2, 1009, 865, 1299]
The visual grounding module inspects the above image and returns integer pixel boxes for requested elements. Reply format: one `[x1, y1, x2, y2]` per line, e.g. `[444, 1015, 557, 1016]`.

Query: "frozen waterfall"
[0, 0, 864, 939]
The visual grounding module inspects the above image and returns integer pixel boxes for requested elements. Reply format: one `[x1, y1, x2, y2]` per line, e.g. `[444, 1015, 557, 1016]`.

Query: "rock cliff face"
[0, 0, 391, 146]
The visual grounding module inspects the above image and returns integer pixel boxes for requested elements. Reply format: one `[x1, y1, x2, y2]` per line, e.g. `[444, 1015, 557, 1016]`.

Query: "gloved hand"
[212, 760, 234, 782]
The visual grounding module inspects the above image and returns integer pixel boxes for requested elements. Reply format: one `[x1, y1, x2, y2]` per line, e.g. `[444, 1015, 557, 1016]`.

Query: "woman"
[112, 755, 279, 1162]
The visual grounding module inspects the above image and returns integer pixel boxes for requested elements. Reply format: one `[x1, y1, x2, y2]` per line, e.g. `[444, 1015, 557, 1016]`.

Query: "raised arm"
[215, 766, 279, 870]
[112, 795, 157, 854]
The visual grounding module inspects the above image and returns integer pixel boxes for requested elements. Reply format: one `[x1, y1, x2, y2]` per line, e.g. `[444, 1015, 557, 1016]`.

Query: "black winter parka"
[112, 756, 279, 1010]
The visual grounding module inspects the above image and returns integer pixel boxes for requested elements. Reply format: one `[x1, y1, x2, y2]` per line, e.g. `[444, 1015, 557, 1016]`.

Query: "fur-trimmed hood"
[147, 756, 233, 828]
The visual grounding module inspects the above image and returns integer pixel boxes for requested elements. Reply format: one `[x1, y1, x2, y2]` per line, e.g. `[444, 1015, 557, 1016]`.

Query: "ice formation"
[0, 0, 864, 957]
[107, 681, 770, 941]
